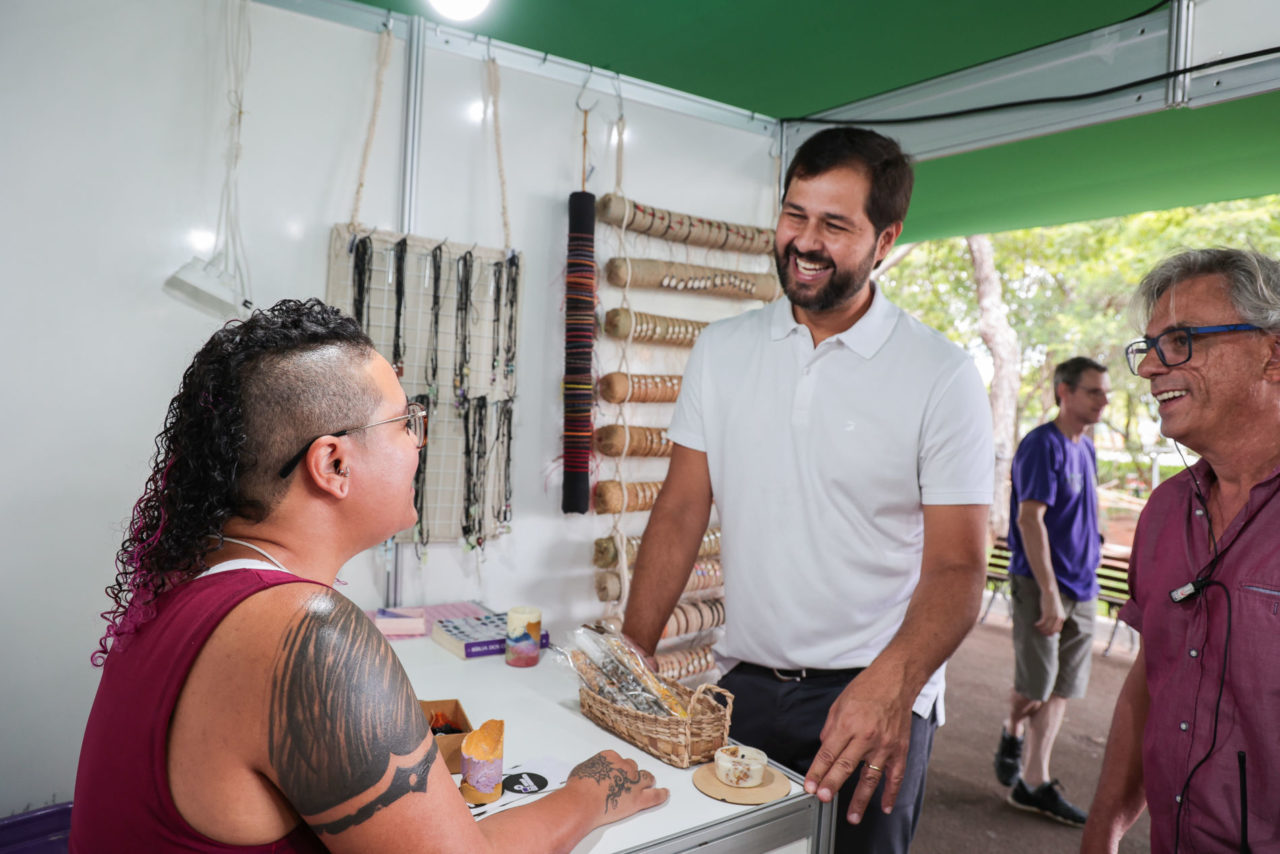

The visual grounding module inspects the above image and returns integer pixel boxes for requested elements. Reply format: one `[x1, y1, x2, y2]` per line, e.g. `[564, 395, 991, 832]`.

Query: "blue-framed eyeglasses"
[277, 402, 427, 478]
[1124, 324, 1259, 375]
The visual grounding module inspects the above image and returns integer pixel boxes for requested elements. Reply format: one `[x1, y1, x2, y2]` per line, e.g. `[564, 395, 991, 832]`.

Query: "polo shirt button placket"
[1189, 648, 1199, 658]
[1179, 721, 1189, 731]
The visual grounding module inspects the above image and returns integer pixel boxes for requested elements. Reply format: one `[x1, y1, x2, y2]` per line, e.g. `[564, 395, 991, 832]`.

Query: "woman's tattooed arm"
[268, 590, 435, 835]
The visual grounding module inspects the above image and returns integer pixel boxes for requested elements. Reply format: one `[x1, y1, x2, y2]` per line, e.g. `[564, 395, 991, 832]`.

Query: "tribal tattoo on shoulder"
[569, 754, 644, 813]
[269, 590, 435, 835]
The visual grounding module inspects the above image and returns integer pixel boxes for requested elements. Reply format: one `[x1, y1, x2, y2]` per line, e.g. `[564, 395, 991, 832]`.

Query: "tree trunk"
[872, 242, 918, 279]
[966, 235, 1020, 543]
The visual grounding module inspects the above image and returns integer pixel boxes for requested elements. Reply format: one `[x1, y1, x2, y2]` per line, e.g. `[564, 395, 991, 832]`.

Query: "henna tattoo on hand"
[268, 591, 431, 829]
[569, 754, 613, 784]
[569, 754, 643, 813]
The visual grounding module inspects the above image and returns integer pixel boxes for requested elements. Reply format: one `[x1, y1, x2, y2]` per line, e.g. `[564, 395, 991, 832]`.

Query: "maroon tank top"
[70, 565, 330, 853]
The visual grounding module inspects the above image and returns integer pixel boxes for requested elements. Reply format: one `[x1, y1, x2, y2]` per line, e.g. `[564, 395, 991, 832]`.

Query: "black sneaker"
[1007, 779, 1087, 827]
[994, 726, 1022, 786]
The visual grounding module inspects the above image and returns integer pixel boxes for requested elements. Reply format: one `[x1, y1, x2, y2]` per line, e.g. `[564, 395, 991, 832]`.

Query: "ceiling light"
[428, 0, 490, 22]
[163, 257, 250, 320]
[186, 229, 217, 253]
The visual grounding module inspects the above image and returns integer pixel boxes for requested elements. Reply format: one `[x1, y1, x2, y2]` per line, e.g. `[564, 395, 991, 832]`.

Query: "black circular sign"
[503, 771, 549, 795]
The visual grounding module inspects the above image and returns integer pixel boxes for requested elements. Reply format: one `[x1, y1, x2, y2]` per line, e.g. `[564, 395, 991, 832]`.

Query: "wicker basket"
[578, 678, 733, 768]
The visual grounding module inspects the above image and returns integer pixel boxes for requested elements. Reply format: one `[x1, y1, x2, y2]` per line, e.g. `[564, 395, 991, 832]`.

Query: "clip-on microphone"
[1170, 485, 1214, 603]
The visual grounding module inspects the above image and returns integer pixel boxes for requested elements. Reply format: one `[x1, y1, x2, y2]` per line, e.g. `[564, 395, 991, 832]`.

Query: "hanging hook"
[485, 36, 494, 62]
[381, 10, 393, 33]
[613, 72, 624, 120]
[576, 68, 599, 112]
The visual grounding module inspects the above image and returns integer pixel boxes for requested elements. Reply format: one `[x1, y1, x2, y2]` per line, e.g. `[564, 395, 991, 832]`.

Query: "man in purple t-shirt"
[994, 357, 1109, 826]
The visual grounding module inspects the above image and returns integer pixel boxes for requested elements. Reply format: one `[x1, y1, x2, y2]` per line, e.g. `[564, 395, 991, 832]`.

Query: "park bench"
[981, 537, 1134, 656]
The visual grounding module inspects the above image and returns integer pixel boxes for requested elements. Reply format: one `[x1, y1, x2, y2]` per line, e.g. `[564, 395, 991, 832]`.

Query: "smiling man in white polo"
[623, 126, 994, 853]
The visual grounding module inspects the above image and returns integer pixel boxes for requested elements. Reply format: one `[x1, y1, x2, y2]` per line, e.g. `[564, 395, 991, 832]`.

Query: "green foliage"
[1097, 458, 1186, 494]
[878, 194, 1280, 455]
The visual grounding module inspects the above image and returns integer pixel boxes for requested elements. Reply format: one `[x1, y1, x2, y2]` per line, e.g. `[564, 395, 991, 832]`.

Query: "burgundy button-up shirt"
[1119, 460, 1280, 853]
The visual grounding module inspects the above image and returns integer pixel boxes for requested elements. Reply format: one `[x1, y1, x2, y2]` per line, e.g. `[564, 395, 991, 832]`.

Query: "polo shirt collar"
[767, 284, 900, 358]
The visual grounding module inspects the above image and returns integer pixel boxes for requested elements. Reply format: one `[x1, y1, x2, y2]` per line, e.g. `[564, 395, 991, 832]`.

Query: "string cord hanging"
[605, 100, 637, 617]
[349, 24, 394, 229]
[211, 0, 253, 309]
[485, 59, 513, 251]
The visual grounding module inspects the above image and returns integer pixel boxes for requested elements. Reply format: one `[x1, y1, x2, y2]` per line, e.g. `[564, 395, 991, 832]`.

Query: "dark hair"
[1133, 248, 1280, 334]
[93, 299, 377, 665]
[784, 127, 914, 234]
[1053, 356, 1108, 405]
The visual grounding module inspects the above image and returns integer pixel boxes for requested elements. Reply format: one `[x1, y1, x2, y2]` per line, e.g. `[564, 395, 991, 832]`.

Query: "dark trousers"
[719, 664, 938, 854]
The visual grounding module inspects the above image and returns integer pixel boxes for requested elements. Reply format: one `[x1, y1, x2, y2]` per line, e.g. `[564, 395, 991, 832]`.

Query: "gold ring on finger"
[866, 764, 883, 774]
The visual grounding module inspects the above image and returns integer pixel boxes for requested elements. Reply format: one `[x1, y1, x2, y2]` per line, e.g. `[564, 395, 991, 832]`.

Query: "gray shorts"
[1010, 573, 1096, 701]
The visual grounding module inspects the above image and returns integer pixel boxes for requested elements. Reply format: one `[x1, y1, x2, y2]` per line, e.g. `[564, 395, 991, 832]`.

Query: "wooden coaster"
[691, 763, 791, 805]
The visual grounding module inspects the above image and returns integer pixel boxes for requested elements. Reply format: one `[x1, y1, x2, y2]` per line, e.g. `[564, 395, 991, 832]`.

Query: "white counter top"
[391, 636, 826, 853]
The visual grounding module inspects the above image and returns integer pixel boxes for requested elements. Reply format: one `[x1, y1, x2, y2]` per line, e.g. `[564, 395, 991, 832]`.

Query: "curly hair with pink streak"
[94, 299, 375, 665]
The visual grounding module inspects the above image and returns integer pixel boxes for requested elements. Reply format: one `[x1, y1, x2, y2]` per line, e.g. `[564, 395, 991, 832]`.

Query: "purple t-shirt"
[1118, 460, 1280, 852]
[1007, 421, 1100, 601]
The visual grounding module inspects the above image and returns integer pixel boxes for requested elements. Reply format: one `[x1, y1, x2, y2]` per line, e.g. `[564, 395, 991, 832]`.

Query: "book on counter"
[367, 601, 492, 638]
[431, 612, 551, 660]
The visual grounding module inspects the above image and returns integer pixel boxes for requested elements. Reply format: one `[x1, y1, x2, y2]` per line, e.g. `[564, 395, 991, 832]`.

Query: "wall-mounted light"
[466, 99, 486, 123]
[428, 0, 491, 22]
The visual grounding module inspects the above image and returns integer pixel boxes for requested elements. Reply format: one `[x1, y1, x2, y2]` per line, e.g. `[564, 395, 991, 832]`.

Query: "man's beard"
[775, 243, 877, 312]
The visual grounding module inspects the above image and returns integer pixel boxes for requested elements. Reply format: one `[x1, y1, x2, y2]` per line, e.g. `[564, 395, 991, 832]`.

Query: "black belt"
[734, 661, 864, 683]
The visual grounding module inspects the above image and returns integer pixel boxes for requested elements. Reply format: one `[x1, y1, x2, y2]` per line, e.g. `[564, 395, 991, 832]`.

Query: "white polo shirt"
[667, 288, 994, 721]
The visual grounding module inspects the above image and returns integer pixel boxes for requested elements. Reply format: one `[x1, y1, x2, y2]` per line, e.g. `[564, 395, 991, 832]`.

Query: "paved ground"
[909, 599, 1151, 854]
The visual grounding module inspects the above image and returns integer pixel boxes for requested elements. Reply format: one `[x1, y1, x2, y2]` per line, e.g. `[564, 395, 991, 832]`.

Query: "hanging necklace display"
[460, 394, 488, 548]
[391, 237, 408, 377]
[503, 253, 520, 385]
[489, 260, 504, 385]
[410, 391, 432, 547]
[492, 398, 514, 528]
[454, 250, 474, 410]
[351, 235, 373, 329]
[426, 243, 444, 410]
[323, 45, 521, 550]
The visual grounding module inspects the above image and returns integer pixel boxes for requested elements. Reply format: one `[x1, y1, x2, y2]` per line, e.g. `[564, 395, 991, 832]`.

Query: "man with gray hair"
[1081, 249, 1280, 853]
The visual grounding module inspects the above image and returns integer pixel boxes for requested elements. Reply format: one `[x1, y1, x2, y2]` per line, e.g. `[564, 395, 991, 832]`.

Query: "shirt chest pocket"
[1235, 582, 1280, 701]
[1238, 582, 1280, 623]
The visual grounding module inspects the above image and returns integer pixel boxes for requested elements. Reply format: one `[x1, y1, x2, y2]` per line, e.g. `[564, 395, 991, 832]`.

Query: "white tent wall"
[0, 0, 776, 815]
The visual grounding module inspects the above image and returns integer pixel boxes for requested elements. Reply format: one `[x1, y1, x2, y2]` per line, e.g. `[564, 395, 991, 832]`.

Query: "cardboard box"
[419, 698, 473, 774]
